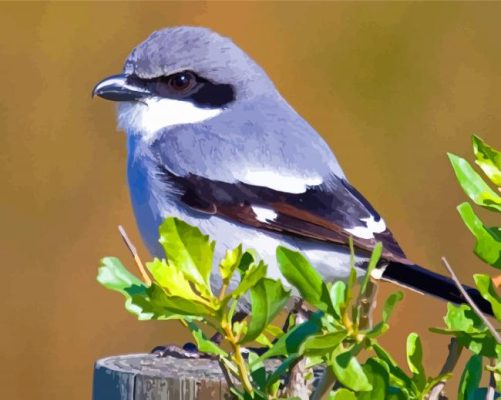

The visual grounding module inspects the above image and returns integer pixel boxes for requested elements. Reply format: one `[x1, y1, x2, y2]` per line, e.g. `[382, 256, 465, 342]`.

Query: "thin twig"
[427, 338, 462, 400]
[438, 339, 462, 376]
[218, 358, 234, 391]
[118, 225, 152, 285]
[486, 358, 496, 400]
[441, 257, 501, 343]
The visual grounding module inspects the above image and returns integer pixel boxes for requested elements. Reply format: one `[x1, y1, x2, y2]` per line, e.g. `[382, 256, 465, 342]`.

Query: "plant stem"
[441, 257, 501, 343]
[486, 358, 496, 400]
[222, 321, 253, 395]
[358, 279, 378, 330]
[341, 305, 353, 334]
[427, 338, 462, 400]
[438, 338, 462, 376]
[219, 281, 229, 301]
[218, 358, 234, 391]
[118, 225, 152, 285]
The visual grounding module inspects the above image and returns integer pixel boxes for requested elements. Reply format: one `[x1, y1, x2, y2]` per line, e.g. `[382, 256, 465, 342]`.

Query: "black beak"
[92, 74, 151, 102]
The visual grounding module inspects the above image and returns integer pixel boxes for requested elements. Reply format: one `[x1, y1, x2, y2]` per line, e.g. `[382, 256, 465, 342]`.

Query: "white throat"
[117, 97, 223, 142]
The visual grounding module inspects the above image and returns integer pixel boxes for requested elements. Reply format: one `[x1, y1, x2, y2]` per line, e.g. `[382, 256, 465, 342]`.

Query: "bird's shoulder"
[154, 163, 408, 264]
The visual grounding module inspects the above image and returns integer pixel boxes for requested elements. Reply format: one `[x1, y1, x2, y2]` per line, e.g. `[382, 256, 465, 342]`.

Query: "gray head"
[123, 26, 274, 99]
[93, 26, 275, 109]
[93, 26, 278, 140]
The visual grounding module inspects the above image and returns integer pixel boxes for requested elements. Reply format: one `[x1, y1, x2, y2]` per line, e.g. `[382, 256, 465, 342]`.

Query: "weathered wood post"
[93, 354, 229, 400]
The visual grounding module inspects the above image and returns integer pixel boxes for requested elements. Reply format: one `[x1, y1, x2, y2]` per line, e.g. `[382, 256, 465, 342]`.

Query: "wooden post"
[93, 354, 229, 400]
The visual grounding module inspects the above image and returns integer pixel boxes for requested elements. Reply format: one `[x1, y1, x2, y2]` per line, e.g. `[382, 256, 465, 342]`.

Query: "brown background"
[1, 2, 500, 399]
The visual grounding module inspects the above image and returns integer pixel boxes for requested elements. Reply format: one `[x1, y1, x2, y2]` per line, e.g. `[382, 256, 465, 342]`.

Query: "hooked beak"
[92, 74, 151, 102]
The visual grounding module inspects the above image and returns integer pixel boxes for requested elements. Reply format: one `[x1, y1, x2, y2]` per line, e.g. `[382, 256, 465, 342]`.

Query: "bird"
[93, 26, 492, 316]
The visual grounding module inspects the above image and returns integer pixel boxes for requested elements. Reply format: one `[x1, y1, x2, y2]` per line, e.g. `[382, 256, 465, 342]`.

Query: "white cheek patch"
[251, 205, 278, 223]
[345, 215, 387, 239]
[117, 98, 223, 142]
[239, 169, 323, 194]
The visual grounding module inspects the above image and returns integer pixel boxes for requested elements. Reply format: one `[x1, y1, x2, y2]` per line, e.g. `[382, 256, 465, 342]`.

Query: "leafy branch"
[441, 257, 501, 343]
[97, 134, 501, 399]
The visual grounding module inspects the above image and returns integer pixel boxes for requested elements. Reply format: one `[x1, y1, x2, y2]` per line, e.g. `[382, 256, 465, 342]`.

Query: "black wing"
[157, 165, 409, 264]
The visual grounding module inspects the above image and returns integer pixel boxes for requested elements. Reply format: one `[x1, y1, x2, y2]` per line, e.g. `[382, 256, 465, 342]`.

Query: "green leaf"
[255, 333, 273, 347]
[97, 257, 144, 291]
[241, 278, 290, 343]
[97, 257, 203, 320]
[266, 356, 300, 389]
[187, 322, 228, 357]
[230, 261, 267, 299]
[276, 246, 331, 311]
[219, 244, 242, 283]
[432, 304, 498, 358]
[301, 331, 347, 356]
[158, 217, 215, 295]
[360, 242, 383, 295]
[233, 320, 247, 339]
[448, 153, 501, 212]
[458, 354, 482, 400]
[330, 281, 346, 318]
[331, 345, 372, 392]
[382, 291, 404, 322]
[264, 324, 284, 339]
[305, 355, 324, 369]
[247, 351, 267, 392]
[229, 387, 245, 400]
[358, 358, 390, 400]
[256, 312, 323, 362]
[345, 238, 358, 304]
[473, 135, 501, 187]
[366, 322, 389, 339]
[98, 257, 160, 319]
[129, 284, 213, 319]
[237, 251, 255, 274]
[146, 258, 212, 305]
[474, 274, 501, 320]
[406, 333, 426, 391]
[367, 292, 402, 338]
[466, 388, 501, 400]
[328, 388, 357, 400]
[457, 202, 501, 268]
[466, 335, 499, 358]
[268, 380, 281, 399]
[372, 343, 415, 391]
[444, 303, 485, 333]
[387, 388, 410, 400]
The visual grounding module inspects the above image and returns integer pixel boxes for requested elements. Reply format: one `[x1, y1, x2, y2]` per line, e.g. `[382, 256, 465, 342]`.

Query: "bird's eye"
[167, 71, 196, 93]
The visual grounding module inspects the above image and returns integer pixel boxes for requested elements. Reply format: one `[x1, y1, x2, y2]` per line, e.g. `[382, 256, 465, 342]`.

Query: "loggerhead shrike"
[93, 26, 492, 315]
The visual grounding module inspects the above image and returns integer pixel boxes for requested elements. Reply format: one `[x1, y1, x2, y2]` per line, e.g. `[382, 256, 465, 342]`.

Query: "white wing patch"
[251, 205, 278, 223]
[239, 169, 323, 194]
[118, 98, 223, 142]
[345, 215, 387, 239]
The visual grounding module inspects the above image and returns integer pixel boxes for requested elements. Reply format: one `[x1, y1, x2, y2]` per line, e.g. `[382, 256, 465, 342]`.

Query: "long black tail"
[382, 262, 494, 316]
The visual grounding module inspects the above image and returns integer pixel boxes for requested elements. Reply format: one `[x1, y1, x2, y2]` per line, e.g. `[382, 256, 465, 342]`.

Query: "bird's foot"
[151, 342, 210, 359]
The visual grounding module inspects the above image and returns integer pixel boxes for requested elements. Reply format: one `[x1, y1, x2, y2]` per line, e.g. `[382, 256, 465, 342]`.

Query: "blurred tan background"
[2, 1, 501, 398]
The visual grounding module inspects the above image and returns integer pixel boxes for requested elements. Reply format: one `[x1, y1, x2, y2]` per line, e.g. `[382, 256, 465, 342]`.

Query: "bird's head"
[92, 26, 275, 141]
